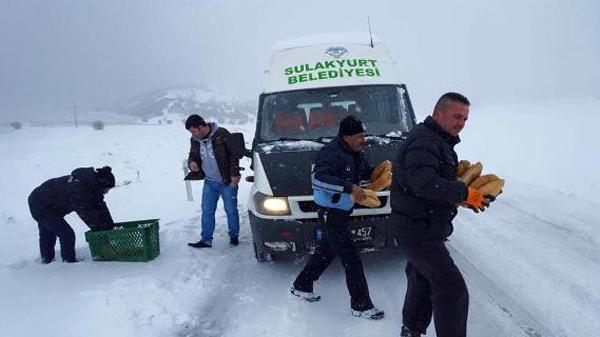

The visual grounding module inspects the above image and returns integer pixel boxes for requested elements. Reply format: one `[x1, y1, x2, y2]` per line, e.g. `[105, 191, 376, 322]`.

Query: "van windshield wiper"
[265, 137, 304, 142]
[371, 134, 407, 140]
[263, 136, 334, 144]
[313, 136, 334, 144]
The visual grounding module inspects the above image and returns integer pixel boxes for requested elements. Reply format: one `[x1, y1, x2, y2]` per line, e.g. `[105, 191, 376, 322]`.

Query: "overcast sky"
[1, 0, 599, 115]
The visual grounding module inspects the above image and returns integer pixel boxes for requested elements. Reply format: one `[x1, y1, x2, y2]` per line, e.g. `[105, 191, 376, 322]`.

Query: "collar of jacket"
[423, 116, 461, 146]
[193, 122, 219, 143]
[333, 135, 361, 154]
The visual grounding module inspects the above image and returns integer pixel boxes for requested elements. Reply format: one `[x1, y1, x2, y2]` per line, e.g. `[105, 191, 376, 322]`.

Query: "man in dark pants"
[28, 166, 116, 263]
[291, 115, 384, 320]
[391, 93, 493, 337]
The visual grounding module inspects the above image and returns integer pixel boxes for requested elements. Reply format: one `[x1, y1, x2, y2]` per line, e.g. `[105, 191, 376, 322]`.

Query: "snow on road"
[1, 99, 598, 336]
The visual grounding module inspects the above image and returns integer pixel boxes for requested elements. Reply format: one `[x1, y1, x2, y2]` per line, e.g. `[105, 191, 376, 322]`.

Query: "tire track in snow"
[177, 211, 268, 337]
[448, 244, 562, 337]
[177, 249, 244, 337]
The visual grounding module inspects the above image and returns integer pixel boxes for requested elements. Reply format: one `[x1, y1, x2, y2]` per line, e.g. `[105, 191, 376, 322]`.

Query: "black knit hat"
[185, 114, 207, 129]
[95, 166, 115, 189]
[338, 115, 366, 136]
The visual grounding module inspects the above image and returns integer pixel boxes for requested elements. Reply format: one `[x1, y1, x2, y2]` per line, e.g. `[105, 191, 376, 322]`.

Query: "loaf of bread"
[456, 160, 471, 177]
[371, 160, 392, 182]
[458, 162, 483, 185]
[469, 174, 500, 189]
[366, 170, 392, 191]
[357, 189, 381, 208]
[478, 179, 504, 197]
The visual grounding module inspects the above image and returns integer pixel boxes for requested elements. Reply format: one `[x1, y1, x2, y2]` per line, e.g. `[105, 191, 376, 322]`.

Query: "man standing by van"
[391, 93, 494, 337]
[185, 114, 241, 248]
[290, 115, 384, 320]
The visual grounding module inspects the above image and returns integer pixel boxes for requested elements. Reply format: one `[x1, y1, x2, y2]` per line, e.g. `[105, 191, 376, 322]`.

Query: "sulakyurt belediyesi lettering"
[284, 59, 381, 84]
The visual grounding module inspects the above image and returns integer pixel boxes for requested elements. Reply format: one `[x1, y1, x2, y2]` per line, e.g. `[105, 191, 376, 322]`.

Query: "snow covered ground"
[1, 98, 599, 337]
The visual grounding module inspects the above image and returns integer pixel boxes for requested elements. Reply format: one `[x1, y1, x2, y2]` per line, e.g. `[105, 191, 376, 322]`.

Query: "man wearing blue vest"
[290, 115, 384, 320]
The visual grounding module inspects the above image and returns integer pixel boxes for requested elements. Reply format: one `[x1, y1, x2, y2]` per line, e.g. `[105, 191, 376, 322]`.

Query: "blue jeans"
[201, 180, 240, 242]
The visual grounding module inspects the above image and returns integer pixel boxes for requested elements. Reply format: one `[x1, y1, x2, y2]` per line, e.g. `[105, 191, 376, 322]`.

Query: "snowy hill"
[0, 85, 256, 127]
[1, 98, 599, 337]
[111, 85, 256, 125]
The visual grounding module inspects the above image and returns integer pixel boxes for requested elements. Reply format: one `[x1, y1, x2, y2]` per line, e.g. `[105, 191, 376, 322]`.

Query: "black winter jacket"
[390, 116, 468, 242]
[29, 167, 115, 231]
[185, 125, 241, 184]
[312, 136, 373, 211]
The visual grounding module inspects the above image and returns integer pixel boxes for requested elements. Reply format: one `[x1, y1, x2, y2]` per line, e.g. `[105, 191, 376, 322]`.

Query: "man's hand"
[230, 176, 241, 186]
[463, 187, 496, 213]
[189, 161, 200, 172]
[351, 185, 366, 202]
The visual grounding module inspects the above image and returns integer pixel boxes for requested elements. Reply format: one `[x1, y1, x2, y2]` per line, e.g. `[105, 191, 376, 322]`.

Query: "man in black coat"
[390, 93, 493, 337]
[290, 115, 384, 320]
[28, 166, 116, 263]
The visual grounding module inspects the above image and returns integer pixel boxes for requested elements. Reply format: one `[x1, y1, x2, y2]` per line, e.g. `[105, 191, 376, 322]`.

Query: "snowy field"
[1, 98, 599, 337]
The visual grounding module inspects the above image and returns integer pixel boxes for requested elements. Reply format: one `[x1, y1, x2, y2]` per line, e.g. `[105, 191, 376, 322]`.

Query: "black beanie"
[338, 115, 366, 136]
[95, 166, 116, 189]
[185, 114, 207, 129]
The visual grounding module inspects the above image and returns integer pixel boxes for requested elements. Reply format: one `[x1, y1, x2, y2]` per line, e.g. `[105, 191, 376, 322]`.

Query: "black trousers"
[28, 194, 76, 262]
[401, 240, 468, 337]
[293, 208, 374, 311]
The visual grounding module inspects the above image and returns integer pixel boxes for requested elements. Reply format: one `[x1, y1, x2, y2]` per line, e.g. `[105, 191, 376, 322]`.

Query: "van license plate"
[351, 226, 372, 241]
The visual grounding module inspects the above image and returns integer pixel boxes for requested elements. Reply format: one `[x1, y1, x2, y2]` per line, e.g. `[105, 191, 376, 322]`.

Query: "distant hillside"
[0, 85, 257, 127]
[114, 85, 257, 125]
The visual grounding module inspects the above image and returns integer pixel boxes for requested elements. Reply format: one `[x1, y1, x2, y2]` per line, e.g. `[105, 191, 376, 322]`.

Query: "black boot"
[188, 240, 212, 248]
[41, 256, 54, 264]
[401, 326, 422, 337]
[229, 236, 239, 246]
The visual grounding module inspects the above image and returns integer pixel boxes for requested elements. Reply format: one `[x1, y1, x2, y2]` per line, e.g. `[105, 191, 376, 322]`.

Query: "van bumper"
[248, 211, 397, 258]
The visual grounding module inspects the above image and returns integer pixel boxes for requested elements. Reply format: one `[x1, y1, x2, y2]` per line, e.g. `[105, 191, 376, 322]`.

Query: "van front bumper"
[248, 211, 397, 257]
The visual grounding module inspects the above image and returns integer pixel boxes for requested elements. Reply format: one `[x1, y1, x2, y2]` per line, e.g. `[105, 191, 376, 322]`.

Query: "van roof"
[272, 33, 382, 52]
[263, 33, 402, 94]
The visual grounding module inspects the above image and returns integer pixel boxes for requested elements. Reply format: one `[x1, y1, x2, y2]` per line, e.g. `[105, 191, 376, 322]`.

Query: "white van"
[247, 33, 417, 261]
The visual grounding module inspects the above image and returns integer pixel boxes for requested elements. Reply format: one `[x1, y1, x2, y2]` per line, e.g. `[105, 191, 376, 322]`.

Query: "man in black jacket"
[391, 93, 493, 337]
[28, 166, 116, 263]
[290, 115, 384, 320]
[184, 114, 242, 248]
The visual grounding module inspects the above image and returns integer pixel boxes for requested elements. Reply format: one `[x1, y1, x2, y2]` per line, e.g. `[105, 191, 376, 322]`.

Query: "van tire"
[253, 242, 273, 263]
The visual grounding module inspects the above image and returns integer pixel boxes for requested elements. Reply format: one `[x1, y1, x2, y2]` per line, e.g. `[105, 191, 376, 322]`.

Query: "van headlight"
[254, 192, 290, 216]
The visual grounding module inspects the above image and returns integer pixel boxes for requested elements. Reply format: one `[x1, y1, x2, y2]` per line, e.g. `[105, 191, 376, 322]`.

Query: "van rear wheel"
[253, 242, 273, 263]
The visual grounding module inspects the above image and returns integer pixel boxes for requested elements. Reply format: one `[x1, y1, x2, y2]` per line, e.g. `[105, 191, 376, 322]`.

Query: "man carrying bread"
[391, 92, 494, 337]
[290, 115, 385, 320]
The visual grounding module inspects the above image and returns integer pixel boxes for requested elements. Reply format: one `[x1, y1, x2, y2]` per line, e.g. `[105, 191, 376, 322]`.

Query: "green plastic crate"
[85, 219, 160, 262]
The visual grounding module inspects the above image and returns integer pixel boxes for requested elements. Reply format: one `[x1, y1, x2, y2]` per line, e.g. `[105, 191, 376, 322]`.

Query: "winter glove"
[356, 189, 381, 208]
[456, 160, 471, 178]
[457, 162, 483, 185]
[462, 187, 495, 213]
[370, 160, 392, 182]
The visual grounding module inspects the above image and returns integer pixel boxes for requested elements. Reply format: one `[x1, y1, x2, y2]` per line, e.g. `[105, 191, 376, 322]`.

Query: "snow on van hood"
[255, 137, 406, 197]
[259, 140, 325, 154]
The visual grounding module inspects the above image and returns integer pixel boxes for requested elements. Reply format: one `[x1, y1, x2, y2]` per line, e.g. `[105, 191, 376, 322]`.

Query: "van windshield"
[258, 85, 414, 141]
